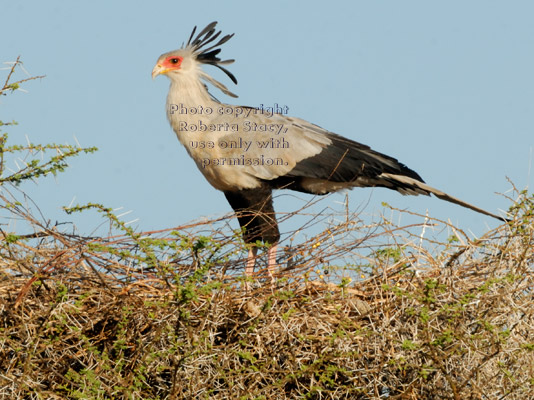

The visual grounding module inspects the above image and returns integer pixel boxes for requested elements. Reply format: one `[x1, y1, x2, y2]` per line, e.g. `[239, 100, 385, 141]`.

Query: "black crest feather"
[187, 21, 237, 85]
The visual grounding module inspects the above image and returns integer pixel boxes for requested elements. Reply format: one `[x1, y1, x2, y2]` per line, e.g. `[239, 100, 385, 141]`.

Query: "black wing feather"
[287, 132, 425, 183]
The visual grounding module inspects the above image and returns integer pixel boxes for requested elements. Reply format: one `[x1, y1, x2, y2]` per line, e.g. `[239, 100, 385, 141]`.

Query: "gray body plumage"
[152, 22, 507, 283]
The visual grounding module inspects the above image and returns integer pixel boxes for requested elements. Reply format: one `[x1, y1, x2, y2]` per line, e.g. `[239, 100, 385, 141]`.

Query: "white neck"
[166, 72, 214, 110]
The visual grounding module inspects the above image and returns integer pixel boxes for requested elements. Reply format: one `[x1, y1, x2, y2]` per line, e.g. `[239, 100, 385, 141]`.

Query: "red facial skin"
[161, 56, 183, 70]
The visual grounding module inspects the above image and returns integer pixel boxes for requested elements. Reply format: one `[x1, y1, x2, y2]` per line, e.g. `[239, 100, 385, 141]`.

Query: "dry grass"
[0, 189, 533, 400]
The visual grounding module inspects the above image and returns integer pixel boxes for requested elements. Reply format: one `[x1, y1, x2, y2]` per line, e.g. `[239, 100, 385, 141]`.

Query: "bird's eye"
[170, 58, 179, 64]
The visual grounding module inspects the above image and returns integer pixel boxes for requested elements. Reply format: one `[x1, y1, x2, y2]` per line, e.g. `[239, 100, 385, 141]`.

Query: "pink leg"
[244, 247, 258, 289]
[267, 244, 278, 284]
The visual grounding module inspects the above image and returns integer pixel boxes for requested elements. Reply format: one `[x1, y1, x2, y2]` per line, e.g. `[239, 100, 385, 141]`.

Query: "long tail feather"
[381, 173, 510, 222]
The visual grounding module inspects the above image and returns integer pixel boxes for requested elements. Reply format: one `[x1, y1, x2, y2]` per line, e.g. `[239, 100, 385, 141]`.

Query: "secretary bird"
[152, 22, 507, 285]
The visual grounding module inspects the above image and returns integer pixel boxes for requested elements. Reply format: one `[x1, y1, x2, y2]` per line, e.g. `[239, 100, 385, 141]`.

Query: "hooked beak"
[151, 63, 168, 79]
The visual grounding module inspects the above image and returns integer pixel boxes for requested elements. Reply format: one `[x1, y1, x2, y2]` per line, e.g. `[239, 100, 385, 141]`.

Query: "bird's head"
[152, 21, 238, 98]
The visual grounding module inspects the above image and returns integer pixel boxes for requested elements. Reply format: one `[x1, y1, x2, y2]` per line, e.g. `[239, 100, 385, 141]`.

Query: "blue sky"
[1, 1, 533, 240]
